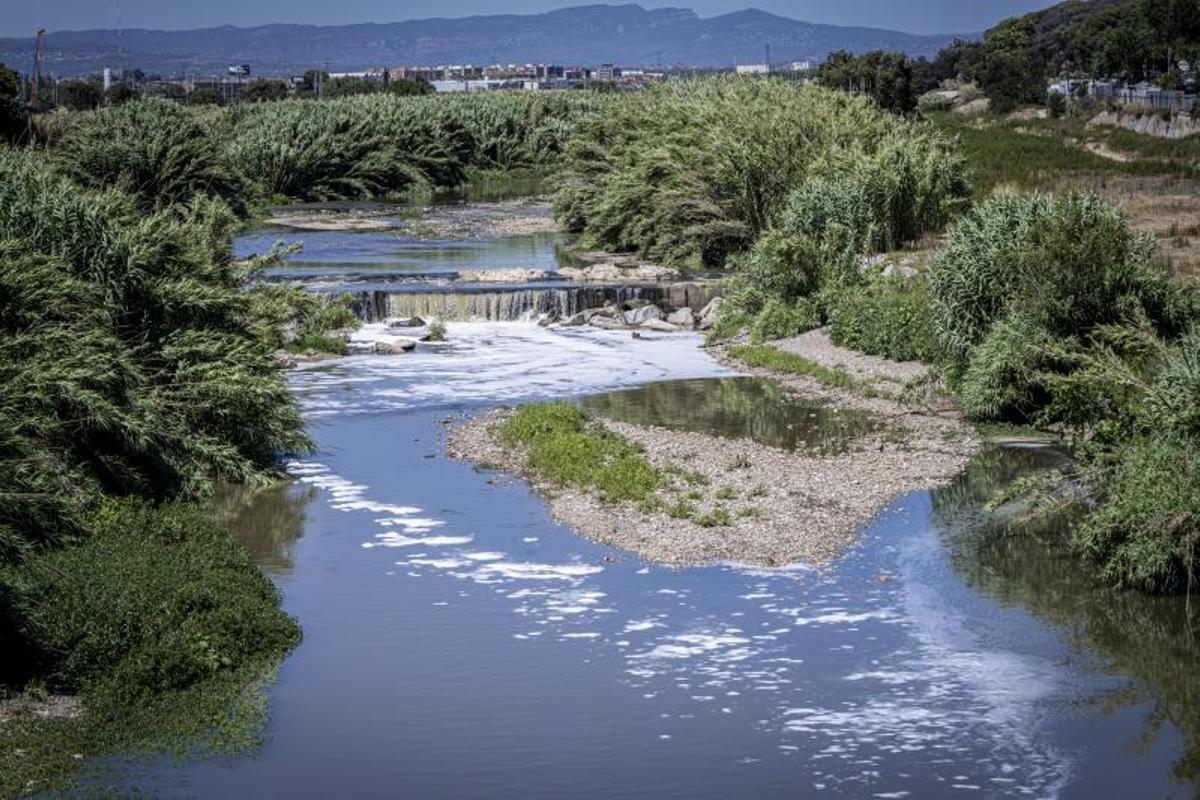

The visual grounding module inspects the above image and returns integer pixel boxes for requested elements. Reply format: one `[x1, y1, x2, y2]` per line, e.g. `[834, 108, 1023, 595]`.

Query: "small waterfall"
[349, 286, 666, 323]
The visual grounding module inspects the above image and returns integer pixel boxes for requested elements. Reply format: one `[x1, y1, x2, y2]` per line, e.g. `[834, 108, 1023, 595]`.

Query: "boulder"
[587, 304, 618, 319]
[388, 317, 426, 329]
[698, 297, 724, 330]
[589, 315, 628, 330]
[560, 311, 588, 327]
[373, 339, 417, 355]
[623, 305, 663, 326]
[666, 307, 695, 328]
[641, 319, 681, 332]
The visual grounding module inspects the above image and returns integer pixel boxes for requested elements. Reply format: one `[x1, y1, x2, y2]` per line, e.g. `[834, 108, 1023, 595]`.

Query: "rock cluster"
[543, 296, 723, 333]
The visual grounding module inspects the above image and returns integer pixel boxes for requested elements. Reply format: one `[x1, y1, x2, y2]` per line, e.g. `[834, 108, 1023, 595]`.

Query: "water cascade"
[351, 285, 664, 322]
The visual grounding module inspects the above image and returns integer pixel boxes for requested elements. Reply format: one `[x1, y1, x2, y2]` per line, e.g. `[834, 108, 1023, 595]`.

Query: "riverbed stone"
[589, 315, 627, 330]
[560, 311, 588, 327]
[374, 339, 417, 354]
[666, 307, 695, 328]
[640, 319, 681, 332]
[698, 297, 724, 330]
[623, 305, 663, 326]
[388, 317, 426, 328]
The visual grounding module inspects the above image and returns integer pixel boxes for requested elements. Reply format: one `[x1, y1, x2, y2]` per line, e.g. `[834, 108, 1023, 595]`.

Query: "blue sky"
[4, 1, 1058, 38]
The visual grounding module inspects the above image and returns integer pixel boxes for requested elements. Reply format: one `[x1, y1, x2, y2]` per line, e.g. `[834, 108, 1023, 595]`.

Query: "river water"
[120, 205, 1200, 798]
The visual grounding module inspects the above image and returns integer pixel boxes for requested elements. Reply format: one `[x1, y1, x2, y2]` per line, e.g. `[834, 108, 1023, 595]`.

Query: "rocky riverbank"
[447, 338, 979, 568]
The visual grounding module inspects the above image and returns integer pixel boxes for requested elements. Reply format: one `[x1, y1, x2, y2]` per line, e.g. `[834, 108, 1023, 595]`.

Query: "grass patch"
[1, 501, 300, 797]
[694, 506, 733, 528]
[726, 344, 856, 390]
[666, 499, 696, 520]
[715, 485, 739, 501]
[929, 113, 1197, 196]
[498, 404, 664, 506]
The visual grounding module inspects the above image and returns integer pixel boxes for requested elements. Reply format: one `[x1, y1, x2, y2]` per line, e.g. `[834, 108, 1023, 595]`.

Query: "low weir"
[348, 282, 720, 323]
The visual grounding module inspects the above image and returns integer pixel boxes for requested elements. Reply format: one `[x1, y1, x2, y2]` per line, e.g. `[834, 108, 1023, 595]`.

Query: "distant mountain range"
[0, 4, 971, 78]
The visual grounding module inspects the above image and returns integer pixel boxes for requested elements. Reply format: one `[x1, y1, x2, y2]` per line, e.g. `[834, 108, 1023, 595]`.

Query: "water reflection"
[236, 231, 569, 282]
[579, 377, 877, 454]
[208, 481, 317, 574]
[933, 446, 1200, 792]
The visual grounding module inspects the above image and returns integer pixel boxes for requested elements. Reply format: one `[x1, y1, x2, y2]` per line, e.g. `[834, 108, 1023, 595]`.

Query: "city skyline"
[3, 0, 1058, 38]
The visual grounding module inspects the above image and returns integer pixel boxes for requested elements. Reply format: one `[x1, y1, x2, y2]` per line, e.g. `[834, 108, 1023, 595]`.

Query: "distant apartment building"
[735, 63, 770, 75]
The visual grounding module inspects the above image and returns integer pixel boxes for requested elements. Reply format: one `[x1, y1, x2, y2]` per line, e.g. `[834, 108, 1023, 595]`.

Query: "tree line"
[818, 0, 1200, 114]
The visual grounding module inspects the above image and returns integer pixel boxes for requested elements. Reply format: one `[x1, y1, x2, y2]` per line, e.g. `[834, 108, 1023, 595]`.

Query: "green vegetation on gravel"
[498, 404, 663, 506]
[725, 345, 856, 390]
[495, 403, 762, 527]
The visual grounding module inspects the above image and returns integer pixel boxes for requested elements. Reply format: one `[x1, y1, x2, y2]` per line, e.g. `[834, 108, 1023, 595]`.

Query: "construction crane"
[31, 28, 45, 106]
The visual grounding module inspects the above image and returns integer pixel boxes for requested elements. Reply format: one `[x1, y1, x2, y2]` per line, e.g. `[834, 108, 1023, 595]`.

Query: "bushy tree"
[239, 78, 289, 103]
[57, 78, 102, 111]
[818, 50, 917, 114]
[54, 98, 252, 214]
[0, 149, 307, 564]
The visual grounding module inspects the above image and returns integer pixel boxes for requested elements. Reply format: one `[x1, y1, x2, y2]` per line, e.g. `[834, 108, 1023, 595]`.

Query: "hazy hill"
[0, 4, 967, 77]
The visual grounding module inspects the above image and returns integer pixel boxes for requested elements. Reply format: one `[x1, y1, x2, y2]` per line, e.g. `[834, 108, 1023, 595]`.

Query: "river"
[117, 200, 1200, 799]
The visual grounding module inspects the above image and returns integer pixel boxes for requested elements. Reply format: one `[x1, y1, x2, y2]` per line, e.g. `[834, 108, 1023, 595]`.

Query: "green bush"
[928, 192, 1190, 377]
[0, 149, 308, 564]
[732, 230, 824, 302]
[1141, 327, 1200, 437]
[828, 276, 936, 362]
[555, 77, 966, 269]
[917, 90, 956, 114]
[958, 312, 1065, 421]
[220, 100, 435, 201]
[779, 134, 969, 254]
[213, 91, 602, 202]
[750, 296, 821, 343]
[54, 98, 252, 214]
[1075, 435, 1200, 594]
[9, 500, 299, 696]
[246, 284, 360, 354]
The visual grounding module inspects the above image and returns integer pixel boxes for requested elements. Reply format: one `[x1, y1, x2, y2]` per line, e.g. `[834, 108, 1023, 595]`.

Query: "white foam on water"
[623, 619, 661, 633]
[461, 551, 507, 561]
[408, 558, 472, 569]
[291, 321, 734, 417]
[473, 562, 605, 582]
[633, 633, 752, 661]
[365, 534, 475, 549]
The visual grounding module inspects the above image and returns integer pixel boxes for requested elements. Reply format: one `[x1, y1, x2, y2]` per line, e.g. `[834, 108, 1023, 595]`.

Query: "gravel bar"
[447, 355, 980, 568]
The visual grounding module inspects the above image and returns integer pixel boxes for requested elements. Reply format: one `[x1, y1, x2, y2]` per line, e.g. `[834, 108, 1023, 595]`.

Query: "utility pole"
[31, 29, 45, 107]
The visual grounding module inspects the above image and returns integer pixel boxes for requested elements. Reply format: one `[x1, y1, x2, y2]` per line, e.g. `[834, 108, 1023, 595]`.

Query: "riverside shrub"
[0, 149, 308, 560]
[957, 312, 1065, 421]
[827, 276, 937, 363]
[54, 98, 252, 214]
[750, 297, 821, 343]
[555, 77, 967, 269]
[928, 192, 1192, 378]
[10, 500, 300, 695]
[1075, 435, 1200, 594]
